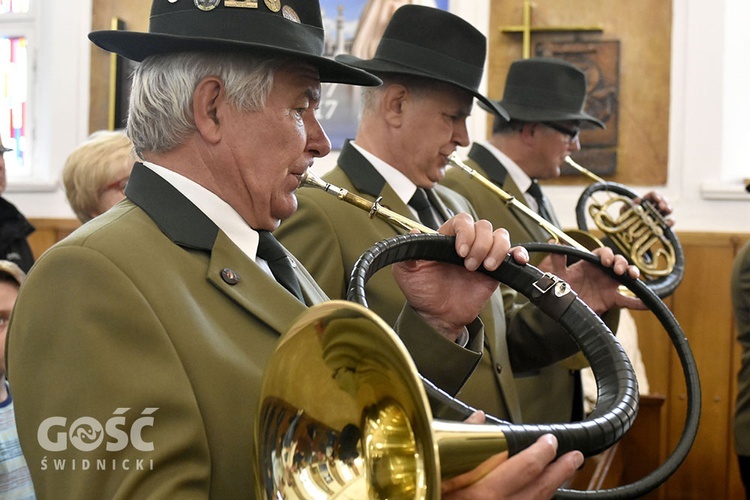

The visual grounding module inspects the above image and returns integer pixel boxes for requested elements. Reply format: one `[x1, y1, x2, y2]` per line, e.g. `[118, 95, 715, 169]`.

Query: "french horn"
[253, 173, 701, 498]
[447, 153, 685, 298]
[566, 156, 685, 297]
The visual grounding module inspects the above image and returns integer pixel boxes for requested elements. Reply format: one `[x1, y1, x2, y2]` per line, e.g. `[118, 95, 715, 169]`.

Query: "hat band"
[503, 84, 585, 113]
[150, 9, 324, 55]
[375, 38, 483, 91]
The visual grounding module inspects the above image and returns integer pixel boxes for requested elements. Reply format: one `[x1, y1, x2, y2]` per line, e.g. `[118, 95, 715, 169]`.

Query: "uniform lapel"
[207, 232, 308, 334]
[338, 140, 387, 198]
[425, 188, 454, 224]
[338, 140, 453, 226]
[467, 144, 558, 242]
[126, 162, 313, 334]
[337, 141, 414, 226]
[502, 176, 555, 243]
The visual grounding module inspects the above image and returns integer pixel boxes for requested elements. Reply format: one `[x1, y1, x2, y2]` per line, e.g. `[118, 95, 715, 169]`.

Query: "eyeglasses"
[543, 122, 581, 144]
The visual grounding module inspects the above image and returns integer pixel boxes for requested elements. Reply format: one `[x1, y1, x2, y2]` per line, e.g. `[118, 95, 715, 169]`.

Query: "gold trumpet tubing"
[569, 155, 673, 244]
[612, 235, 674, 279]
[432, 419, 508, 479]
[299, 170, 437, 234]
[565, 155, 607, 184]
[590, 205, 675, 278]
[447, 153, 588, 251]
[597, 198, 669, 241]
[632, 238, 675, 278]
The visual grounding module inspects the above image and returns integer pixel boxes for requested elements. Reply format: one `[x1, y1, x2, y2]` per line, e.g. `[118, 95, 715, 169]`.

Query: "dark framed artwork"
[535, 40, 621, 176]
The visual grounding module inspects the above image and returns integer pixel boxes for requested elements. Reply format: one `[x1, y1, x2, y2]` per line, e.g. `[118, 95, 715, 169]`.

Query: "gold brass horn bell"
[255, 300, 507, 499]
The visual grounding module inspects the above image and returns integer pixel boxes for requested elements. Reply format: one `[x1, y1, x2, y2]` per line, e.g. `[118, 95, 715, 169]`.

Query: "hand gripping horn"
[255, 233, 700, 499]
[448, 153, 684, 298]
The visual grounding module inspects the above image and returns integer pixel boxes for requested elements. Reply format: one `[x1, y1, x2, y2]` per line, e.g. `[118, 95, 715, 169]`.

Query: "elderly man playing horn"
[5, 1, 605, 499]
[443, 57, 672, 425]
[278, 3, 641, 436]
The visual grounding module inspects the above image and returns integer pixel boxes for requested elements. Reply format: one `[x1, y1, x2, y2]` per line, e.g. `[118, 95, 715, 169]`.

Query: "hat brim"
[478, 99, 605, 129]
[336, 54, 509, 120]
[89, 30, 382, 87]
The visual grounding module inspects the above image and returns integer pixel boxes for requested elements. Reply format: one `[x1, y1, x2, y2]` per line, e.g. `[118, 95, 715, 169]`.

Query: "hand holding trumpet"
[442, 432, 584, 499]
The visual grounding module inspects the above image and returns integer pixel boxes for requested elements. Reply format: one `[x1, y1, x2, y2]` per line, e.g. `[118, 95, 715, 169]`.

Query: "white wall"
[7, 0, 750, 233]
[3, 0, 91, 219]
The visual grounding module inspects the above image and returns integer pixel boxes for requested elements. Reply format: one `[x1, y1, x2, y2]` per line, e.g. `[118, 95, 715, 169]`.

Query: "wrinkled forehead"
[275, 60, 322, 96]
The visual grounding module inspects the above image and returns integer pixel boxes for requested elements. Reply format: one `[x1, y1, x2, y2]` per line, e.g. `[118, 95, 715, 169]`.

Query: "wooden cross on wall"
[501, 0, 603, 58]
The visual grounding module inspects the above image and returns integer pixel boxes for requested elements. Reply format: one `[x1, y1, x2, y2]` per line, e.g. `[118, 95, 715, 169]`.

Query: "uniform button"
[495, 363, 502, 374]
[221, 268, 240, 285]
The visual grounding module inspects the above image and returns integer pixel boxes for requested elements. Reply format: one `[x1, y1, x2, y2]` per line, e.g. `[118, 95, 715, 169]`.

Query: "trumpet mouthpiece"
[299, 168, 346, 198]
[299, 169, 324, 189]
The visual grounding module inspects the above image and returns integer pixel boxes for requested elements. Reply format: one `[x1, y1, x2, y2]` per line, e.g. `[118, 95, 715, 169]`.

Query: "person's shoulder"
[434, 183, 474, 213]
[442, 165, 473, 189]
[322, 165, 356, 188]
[33, 199, 159, 274]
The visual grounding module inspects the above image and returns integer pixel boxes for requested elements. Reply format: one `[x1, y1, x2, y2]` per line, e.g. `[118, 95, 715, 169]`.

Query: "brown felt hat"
[482, 57, 604, 128]
[335, 5, 509, 120]
[88, 0, 381, 87]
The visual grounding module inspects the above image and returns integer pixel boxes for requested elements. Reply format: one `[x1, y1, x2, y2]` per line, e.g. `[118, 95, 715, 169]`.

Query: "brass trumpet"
[447, 153, 684, 298]
[299, 169, 437, 234]
[446, 153, 598, 253]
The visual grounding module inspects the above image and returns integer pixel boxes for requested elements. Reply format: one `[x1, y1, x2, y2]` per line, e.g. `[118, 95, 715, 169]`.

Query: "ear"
[381, 83, 409, 128]
[519, 122, 539, 146]
[193, 77, 224, 144]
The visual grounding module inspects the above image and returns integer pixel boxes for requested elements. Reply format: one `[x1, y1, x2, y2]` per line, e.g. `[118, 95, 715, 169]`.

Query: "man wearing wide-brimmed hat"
[278, 6, 640, 487]
[5, 2, 592, 499]
[443, 57, 670, 425]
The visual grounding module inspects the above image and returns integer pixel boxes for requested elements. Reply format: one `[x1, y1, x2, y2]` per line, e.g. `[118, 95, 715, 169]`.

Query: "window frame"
[0, 2, 39, 189]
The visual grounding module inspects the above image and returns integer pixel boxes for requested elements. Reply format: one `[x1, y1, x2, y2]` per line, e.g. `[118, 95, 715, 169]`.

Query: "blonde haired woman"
[62, 130, 134, 223]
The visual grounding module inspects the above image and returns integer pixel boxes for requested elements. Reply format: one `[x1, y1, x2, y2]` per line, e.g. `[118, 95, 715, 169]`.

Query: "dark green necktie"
[527, 180, 553, 223]
[408, 188, 441, 230]
[257, 231, 304, 302]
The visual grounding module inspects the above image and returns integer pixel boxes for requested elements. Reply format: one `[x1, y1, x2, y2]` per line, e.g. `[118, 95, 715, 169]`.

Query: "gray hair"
[127, 52, 286, 154]
[360, 73, 432, 118]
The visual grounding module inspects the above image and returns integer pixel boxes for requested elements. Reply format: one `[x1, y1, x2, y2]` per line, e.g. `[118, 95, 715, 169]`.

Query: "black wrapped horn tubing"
[347, 233, 700, 499]
[575, 181, 685, 299]
[347, 235, 637, 457]
[521, 241, 701, 499]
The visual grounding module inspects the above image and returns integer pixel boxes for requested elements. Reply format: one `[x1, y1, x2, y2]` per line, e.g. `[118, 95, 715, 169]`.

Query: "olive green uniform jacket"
[6, 163, 446, 499]
[443, 142, 586, 423]
[277, 141, 581, 424]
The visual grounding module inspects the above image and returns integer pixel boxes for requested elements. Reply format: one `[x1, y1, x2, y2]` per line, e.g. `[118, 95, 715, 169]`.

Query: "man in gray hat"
[443, 57, 671, 425]
[6, 2, 595, 499]
[278, 6, 642, 433]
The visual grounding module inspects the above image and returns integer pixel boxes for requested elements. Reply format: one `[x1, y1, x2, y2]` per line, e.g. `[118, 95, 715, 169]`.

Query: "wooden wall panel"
[26, 218, 80, 260]
[488, 0, 672, 187]
[632, 232, 749, 499]
[89, 0, 151, 133]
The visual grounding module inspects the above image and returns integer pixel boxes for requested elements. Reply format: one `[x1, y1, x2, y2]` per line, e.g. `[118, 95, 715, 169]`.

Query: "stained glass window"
[0, 0, 30, 178]
[0, 36, 27, 174]
[0, 1, 29, 15]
